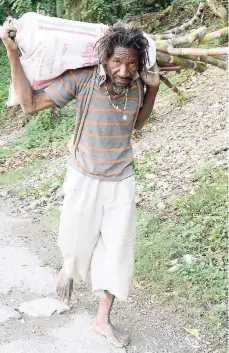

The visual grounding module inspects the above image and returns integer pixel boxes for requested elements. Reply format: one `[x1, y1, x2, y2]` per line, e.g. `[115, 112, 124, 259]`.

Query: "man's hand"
[140, 63, 160, 88]
[1, 17, 18, 53]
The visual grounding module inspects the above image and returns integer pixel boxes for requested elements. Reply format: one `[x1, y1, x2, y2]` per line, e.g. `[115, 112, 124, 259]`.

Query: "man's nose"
[119, 65, 129, 78]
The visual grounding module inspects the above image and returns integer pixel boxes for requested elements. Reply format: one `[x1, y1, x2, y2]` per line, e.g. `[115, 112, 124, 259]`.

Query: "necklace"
[103, 83, 129, 121]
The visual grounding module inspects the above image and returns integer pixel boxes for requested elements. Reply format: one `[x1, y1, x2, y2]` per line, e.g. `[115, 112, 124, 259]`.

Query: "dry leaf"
[184, 328, 200, 339]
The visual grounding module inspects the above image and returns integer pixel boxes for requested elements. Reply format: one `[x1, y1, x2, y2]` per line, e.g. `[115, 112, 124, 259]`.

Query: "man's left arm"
[134, 85, 159, 130]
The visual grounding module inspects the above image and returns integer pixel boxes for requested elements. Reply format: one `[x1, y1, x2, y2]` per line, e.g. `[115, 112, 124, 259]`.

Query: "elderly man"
[2, 20, 159, 347]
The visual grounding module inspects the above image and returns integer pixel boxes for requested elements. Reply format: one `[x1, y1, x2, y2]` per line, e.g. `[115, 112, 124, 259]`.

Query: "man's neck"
[105, 78, 129, 97]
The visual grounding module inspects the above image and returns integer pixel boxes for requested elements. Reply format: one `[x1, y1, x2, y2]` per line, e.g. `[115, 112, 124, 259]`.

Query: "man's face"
[105, 47, 138, 90]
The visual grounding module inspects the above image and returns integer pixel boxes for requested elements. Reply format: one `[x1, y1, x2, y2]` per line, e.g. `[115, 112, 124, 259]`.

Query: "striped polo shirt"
[44, 65, 143, 181]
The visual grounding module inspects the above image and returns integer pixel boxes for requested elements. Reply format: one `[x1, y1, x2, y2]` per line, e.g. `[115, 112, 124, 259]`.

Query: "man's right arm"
[2, 18, 55, 115]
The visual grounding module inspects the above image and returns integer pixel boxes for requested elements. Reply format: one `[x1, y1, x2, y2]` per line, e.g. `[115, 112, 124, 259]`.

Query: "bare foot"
[91, 321, 130, 348]
[56, 268, 73, 303]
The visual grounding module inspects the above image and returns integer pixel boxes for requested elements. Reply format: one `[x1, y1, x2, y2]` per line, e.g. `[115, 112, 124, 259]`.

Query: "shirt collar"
[97, 64, 139, 86]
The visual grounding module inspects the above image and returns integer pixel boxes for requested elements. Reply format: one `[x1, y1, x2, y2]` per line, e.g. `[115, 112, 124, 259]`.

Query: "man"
[2, 20, 159, 348]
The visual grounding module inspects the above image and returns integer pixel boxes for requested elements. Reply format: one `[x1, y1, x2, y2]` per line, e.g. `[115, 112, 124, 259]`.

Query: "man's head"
[96, 23, 149, 93]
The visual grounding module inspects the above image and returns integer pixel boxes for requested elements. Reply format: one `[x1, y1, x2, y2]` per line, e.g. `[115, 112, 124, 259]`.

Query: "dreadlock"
[95, 22, 149, 73]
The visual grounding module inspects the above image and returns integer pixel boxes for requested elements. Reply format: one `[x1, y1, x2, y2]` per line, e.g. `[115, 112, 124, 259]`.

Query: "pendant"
[123, 114, 128, 121]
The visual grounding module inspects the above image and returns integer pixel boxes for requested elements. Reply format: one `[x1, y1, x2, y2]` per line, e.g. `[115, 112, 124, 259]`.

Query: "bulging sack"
[0, 12, 156, 107]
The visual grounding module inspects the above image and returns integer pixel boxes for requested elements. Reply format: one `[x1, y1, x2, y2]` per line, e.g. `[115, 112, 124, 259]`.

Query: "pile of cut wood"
[152, 2, 228, 92]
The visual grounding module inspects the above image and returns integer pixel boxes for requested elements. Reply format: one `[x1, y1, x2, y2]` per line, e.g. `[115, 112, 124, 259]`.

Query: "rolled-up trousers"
[58, 166, 136, 301]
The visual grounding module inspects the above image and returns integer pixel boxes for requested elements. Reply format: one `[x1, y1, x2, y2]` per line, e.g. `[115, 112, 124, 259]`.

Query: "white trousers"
[58, 166, 136, 301]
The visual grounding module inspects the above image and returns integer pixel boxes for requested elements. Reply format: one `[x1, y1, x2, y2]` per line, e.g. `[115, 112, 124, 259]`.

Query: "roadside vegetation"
[135, 164, 227, 341]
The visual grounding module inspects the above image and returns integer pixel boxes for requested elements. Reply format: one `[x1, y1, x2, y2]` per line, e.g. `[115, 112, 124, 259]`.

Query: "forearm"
[135, 85, 159, 130]
[7, 50, 34, 113]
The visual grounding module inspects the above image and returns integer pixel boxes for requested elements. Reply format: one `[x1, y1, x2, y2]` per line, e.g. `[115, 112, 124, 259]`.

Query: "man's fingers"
[1, 18, 18, 51]
[3, 18, 16, 32]
[1, 19, 17, 40]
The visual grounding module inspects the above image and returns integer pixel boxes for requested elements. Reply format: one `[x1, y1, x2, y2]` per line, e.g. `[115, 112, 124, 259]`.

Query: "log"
[155, 27, 206, 51]
[151, 33, 176, 40]
[158, 65, 181, 73]
[162, 2, 205, 35]
[174, 54, 227, 70]
[198, 27, 229, 44]
[199, 55, 228, 69]
[156, 52, 207, 72]
[166, 45, 228, 56]
[159, 74, 185, 100]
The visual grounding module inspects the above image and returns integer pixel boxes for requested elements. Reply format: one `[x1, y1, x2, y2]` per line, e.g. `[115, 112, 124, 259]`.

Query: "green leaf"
[122, 0, 136, 4]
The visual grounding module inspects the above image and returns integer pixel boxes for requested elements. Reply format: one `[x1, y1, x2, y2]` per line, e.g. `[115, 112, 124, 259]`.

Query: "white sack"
[0, 12, 156, 107]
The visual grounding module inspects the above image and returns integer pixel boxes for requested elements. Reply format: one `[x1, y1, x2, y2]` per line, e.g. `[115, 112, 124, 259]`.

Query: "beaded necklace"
[103, 83, 129, 121]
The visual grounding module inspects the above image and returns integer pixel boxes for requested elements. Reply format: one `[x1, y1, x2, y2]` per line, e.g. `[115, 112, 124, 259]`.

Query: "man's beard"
[111, 81, 130, 96]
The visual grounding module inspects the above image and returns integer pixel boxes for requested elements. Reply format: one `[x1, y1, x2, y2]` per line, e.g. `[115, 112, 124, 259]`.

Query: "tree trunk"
[56, 0, 63, 18]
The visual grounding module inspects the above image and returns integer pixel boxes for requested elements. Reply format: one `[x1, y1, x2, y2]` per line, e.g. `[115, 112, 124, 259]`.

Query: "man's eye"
[113, 60, 119, 63]
[130, 62, 136, 65]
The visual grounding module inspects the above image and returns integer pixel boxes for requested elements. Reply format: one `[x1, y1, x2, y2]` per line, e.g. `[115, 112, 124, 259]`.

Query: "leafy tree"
[0, 0, 173, 24]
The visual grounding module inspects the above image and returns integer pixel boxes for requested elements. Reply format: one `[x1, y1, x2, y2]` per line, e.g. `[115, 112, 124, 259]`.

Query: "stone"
[0, 304, 21, 323]
[168, 264, 182, 273]
[191, 76, 197, 83]
[145, 173, 157, 180]
[157, 202, 166, 210]
[19, 298, 70, 317]
[182, 254, 197, 265]
[55, 187, 64, 198]
[197, 111, 204, 118]
[212, 102, 220, 109]
[29, 200, 41, 210]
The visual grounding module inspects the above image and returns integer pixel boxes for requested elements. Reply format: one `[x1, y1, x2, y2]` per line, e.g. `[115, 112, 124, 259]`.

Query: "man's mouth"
[114, 78, 130, 86]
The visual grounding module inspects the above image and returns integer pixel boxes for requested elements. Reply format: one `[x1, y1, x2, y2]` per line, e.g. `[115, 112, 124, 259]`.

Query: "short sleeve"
[44, 70, 77, 108]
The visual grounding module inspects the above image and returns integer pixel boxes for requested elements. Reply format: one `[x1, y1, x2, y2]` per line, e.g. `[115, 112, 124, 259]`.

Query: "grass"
[135, 164, 228, 345]
[42, 210, 61, 232]
[0, 44, 11, 124]
[158, 69, 193, 95]
[11, 106, 75, 150]
[24, 173, 65, 197]
[0, 104, 75, 163]
[0, 160, 45, 189]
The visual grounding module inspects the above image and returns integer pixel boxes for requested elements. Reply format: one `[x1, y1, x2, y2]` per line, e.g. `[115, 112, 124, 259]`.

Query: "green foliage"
[72, 0, 173, 24]
[135, 164, 227, 337]
[22, 172, 65, 197]
[134, 155, 152, 182]
[80, 0, 121, 25]
[0, 44, 10, 123]
[172, 0, 201, 7]
[0, 0, 173, 24]
[160, 4, 173, 16]
[10, 106, 75, 150]
[0, 160, 44, 187]
[159, 69, 193, 94]
[0, 0, 56, 17]
[0, 104, 75, 162]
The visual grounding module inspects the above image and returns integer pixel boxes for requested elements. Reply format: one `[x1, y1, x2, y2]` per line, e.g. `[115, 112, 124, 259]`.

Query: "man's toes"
[66, 280, 73, 298]
[57, 286, 65, 300]
[107, 335, 124, 348]
[114, 328, 130, 346]
[91, 322, 129, 348]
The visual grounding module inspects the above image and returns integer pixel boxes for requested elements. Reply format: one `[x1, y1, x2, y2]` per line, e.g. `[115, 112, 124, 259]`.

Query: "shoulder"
[69, 66, 97, 84]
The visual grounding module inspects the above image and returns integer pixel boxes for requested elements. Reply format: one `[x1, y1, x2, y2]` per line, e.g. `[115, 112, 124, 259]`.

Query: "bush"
[11, 105, 75, 150]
